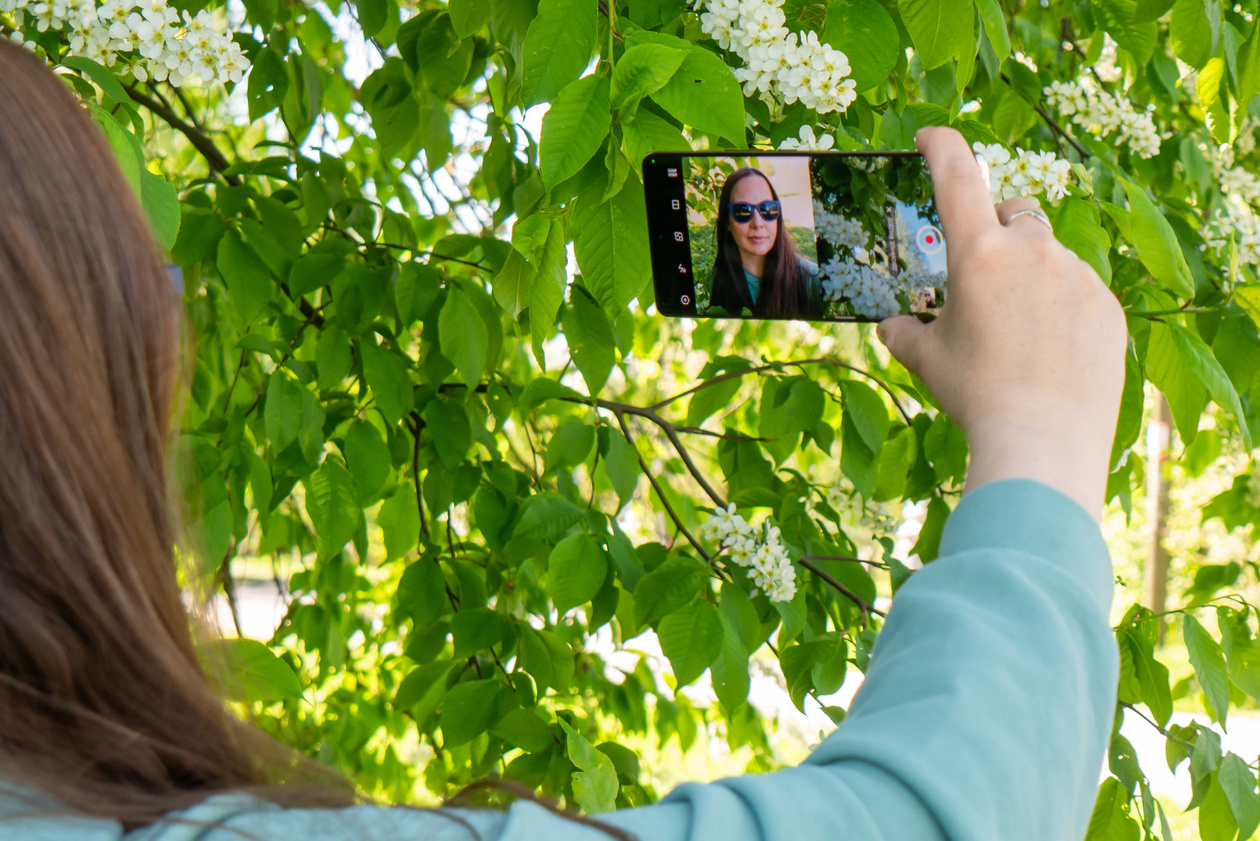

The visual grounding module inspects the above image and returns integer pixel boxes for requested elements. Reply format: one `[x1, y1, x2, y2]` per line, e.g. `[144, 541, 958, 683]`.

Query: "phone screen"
[642, 151, 946, 322]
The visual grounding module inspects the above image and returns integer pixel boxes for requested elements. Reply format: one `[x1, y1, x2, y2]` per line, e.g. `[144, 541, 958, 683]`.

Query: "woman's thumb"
[876, 315, 928, 375]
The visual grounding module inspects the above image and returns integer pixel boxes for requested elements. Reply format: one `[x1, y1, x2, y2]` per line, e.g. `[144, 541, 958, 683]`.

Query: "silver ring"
[1005, 208, 1052, 230]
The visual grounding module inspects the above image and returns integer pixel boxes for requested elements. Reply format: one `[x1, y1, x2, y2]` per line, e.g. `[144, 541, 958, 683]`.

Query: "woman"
[707, 168, 823, 318]
[1, 37, 1127, 841]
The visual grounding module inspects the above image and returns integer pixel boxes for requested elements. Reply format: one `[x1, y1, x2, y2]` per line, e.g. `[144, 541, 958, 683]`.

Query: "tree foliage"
[10, 0, 1260, 834]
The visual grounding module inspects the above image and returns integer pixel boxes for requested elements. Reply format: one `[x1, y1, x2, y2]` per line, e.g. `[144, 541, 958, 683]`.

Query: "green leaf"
[316, 324, 353, 390]
[452, 608, 509, 658]
[562, 291, 616, 394]
[513, 491, 585, 541]
[359, 341, 413, 427]
[710, 611, 750, 714]
[874, 425, 918, 502]
[539, 74, 612, 190]
[303, 458, 360, 559]
[822, 0, 900, 92]
[973, 0, 1010, 60]
[633, 555, 711, 626]
[548, 533, 609, 612]
[840, 410, 879, 499]
[450, 0, 492, 36]
[559, 720, 619, 813]
[545, 421, 595, 472]
[898, 0, 976, 70]
[1052, 198, 1112, 286]
[1084, 777, 1141, 841]
[1091, 0, 1158, 63]
[398, 558, 448, 626]
[839, 380, 890, 456]
[611, 43, 688, 116]
[205, 638, 303, 703]
[657, 600, 724, 687]
[1145, 322, 1208, 445]
[379, 482, 421, 563]
[247, 48, 289, 122]
[264, 372, 303, 452]
[520, 0, 598, 107]
[62, 55, 129, 104]
[439, 679, 501, 746]
[492, 708, 555, 753]
[424, 398, 472, 468]
[1202, 773, 1240, 841]
[289, 251, 347, 298]
[355, 0, 387, 36]
[623, 108, 688, 169]
[1158, 322, 1250, 449]
[573, 173, 652, 312]
[394, 660, 452, 715]
[1171, 0, 1220, 69]
[1185, 613, 1232, 728]
[1219, 753, 1260, 839]
[602, 428, 640, 506]
[1238, 18, 1260, 117]
[439, 285, 490, 389]
[344, 420, 391, 502]
[1120, 180, 1194, 299]
[217, 231, 273, 323]
[648, 44, 746, 142]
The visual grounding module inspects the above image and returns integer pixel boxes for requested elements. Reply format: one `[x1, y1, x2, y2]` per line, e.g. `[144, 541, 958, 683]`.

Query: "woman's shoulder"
[797, 255, 820, 276]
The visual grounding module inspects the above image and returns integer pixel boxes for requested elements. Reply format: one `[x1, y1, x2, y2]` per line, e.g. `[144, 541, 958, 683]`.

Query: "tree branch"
[614, 411, 718, 569]
[126, 84, 240, 185]
[999, 73, 1091, 159]
[798, 558, 885, 621]
[650, 357, 915, 427]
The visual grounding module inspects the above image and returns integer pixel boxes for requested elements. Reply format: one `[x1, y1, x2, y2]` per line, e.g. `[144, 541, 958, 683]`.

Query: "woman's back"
[0, 34, 1125, 841]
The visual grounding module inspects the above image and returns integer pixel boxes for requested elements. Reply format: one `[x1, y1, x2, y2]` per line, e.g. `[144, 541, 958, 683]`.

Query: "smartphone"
[642, 151, 946, 322]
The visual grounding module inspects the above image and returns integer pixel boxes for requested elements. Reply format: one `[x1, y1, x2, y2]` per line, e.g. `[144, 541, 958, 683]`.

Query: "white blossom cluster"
[819, 257, 901, 319]
[1203, 195, 1260, 267]
[1, 0, 248, 86]
[1043, 79, 1161, 159]
[971, 142, 1073, 202]
[1206, 143, 1260, 204]
[778, 124, 835, 150]
[693, 0, 857, 114]
[817, 257, 944, 320]
[1200, 144, 1260, 268]
[700, 504, 797, 602]
[813, 202, 866, 250]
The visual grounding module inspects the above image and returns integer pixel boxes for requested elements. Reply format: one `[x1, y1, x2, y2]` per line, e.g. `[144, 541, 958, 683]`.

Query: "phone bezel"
[641, 150, 936, 323]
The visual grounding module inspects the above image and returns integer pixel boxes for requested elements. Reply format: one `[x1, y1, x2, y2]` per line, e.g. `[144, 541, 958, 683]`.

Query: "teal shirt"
[743, 258, 823, 313]
[1, 480, 1118, 841]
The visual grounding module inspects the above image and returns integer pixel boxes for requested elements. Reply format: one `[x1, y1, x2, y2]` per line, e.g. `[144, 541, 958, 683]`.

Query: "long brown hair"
[0, 40, 353, 828]
[714, 167, 809, 317]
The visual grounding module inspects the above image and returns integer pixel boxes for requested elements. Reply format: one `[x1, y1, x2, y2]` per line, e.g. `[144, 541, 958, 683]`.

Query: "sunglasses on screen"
[726, 201, 781, 222]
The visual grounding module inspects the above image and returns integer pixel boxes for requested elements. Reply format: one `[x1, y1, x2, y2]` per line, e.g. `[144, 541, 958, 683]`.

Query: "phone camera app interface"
[672, 154, 945, 321]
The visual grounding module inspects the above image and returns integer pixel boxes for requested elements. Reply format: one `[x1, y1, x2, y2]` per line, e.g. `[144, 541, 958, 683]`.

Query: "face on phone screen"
[643, 152, 947, 322]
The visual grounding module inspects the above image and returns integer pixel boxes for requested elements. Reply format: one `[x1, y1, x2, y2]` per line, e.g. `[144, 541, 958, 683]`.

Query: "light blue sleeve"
[106, 478, 1115, 841]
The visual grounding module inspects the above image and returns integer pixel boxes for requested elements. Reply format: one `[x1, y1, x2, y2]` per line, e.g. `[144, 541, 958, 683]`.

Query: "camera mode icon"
[680, 295, 691, 305]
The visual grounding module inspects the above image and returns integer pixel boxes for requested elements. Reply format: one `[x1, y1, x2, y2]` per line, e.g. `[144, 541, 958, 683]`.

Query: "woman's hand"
[878, 127, 1128, 521]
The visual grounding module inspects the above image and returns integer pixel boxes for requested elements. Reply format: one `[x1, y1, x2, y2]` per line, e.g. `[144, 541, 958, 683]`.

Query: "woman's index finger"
[915, 127, 998, 244]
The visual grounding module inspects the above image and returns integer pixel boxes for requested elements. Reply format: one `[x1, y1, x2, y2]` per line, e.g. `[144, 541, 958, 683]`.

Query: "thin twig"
[1121, 701, 1194, 750]
[999, 73, 1091, 159]
[126, 84, 240, 185]
[800, 554, 890, 570]
[615, 412, 717, 568]
[650, 357, 915, 427]
[409, 412, 430, 539]
[798, 558, 885, 621]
